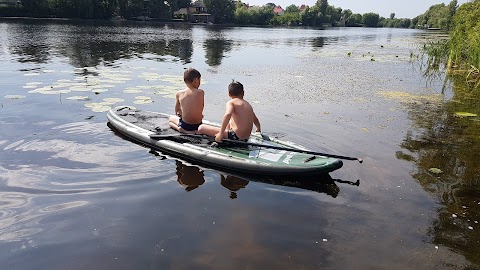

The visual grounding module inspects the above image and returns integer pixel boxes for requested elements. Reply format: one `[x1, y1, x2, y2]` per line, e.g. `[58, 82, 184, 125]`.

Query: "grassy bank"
[448, 0, 480, 87]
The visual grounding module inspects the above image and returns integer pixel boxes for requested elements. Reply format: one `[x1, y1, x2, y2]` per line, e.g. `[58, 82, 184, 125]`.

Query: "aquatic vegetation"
[4, 95, 26, 99]
[428, 167, 444, 174]
[448, 0, 480, 86]
[66, 96, 90, 101]
[378, 91, 443, 105]
[421, 1, 480, 88]
[134, 96, 153, 104]
[454, 112, 478, 117]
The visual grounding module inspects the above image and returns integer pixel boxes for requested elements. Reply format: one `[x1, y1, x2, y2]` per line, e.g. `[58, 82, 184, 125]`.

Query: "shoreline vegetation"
[1, 0, 478, 87]
[0, 0, 460, 29]
[423, 0, 479, 89]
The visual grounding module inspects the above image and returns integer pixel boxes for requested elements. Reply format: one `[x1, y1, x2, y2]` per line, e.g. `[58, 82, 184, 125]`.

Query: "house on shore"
[273, 5, 284, 15]
[174, 0, 214, 23]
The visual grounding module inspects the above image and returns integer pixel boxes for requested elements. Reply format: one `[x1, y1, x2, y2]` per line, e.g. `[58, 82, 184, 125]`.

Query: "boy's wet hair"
[184, 68, 201, 83]
[228, 80, 244, 96]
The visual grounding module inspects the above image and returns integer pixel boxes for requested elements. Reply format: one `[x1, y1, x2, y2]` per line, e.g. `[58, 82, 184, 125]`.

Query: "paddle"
[149, 133, 363, 163]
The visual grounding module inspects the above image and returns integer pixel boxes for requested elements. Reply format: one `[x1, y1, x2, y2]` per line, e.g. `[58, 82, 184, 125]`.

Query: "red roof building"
[273, 5, 284, 15]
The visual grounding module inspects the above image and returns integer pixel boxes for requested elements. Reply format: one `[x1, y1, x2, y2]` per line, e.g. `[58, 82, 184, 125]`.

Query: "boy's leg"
[169, 115, 180, 131]
[197, 124, 221, 137]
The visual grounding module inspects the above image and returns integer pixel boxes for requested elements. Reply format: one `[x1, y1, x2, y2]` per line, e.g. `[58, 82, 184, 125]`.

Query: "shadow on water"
[397, 76, 480, 268]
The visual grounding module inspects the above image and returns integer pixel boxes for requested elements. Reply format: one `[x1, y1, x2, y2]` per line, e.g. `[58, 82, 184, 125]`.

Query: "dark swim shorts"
[227, 129, 248, 142]
[179, 118, 201, 131]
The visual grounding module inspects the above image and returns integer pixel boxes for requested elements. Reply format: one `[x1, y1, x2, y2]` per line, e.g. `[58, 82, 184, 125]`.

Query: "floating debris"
[428, 168, 443, 174]
[454, 112, 477, 117]
[452, 214, 457, 218]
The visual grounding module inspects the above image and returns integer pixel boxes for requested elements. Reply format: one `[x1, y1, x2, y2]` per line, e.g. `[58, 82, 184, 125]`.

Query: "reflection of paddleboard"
[107, 108, 343, 176]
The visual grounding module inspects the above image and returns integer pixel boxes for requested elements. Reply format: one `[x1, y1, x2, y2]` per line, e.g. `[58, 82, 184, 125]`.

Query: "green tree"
[177, 0, 192, 8]
[285, 4, 299, 14]
[316, 0, 328, 16]
[301, 6, 319, 26]
[325, 5, 341, 25]
[389, 13, 395, 19]
[347, 13, 362, 26]
[203, 0, 234, 23]
[363, 12, 379, 27]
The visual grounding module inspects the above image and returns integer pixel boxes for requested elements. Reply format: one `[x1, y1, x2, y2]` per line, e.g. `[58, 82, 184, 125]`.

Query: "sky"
[244, 0, 470, 18]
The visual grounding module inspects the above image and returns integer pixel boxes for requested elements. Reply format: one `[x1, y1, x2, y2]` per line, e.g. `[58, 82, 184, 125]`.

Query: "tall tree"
[177, 0, 192, 8]
[390, 13, 395, 19]
[203, 0, 235, 23]
[315, 0, 328, 16]
[285, 4, 299, 13]
[363, 12, 379, 27]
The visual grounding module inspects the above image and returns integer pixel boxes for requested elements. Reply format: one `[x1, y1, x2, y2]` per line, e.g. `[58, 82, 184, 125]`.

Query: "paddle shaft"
[149, 133, 363, 163]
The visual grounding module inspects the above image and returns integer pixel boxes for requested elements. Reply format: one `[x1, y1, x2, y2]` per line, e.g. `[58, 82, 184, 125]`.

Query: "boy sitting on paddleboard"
[198, 81, 261, 142]
[169, 68, 204, 134]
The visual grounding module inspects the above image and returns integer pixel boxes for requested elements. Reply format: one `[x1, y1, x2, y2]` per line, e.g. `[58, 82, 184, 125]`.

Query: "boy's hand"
[215, 132, 223, 142]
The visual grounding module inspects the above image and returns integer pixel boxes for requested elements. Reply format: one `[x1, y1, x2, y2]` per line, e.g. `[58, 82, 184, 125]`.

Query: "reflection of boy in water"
[169, 68, 204, 134]
[221, 175, 249, 199]
[198, 81, 260, 142]
[175, 161, 205, 192]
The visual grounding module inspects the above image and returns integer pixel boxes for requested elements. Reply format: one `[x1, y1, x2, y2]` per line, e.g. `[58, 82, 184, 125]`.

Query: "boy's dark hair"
[184, 68, 201, 83]
[228, 81, 244, 96]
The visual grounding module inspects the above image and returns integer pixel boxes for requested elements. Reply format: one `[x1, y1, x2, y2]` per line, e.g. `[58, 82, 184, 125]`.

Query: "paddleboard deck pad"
[107, 107, 343, 176]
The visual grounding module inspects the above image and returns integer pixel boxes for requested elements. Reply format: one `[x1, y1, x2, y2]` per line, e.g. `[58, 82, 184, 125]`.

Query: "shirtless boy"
[198, 81, 261, 142]
[168, 68, 204, 134]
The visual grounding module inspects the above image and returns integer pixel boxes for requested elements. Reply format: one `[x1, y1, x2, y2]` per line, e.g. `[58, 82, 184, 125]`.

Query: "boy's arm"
[253, 113, 261, 133]
[215, 102, 234, 142]
[174, 92, 181, 117]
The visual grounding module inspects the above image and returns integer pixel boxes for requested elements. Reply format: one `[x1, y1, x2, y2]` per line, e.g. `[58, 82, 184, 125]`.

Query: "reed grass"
[447, 0, 480, 87]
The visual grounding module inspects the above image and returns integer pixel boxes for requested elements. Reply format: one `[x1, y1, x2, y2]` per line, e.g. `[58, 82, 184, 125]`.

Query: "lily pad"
[66, 96, 90, 101]
[103, 98, 125, 103]
[114, 105, 136, 110]
[455, 112, 477, 117]
[123, 89, 144, 94]
[4, 95, 26, 99]
[133, 99, 154, 104]
[428, 167, 443, 174]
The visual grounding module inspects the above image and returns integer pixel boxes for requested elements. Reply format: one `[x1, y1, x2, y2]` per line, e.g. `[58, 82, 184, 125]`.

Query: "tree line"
[0, 0, 459, 30]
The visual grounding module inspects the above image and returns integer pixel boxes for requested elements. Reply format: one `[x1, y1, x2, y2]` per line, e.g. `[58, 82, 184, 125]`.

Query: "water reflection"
[3, 19, 195, 67]
[173, 161, 357, 199]
[175, 160, 205, 192]
[310, 36, 325, 48]
[398, 77, 480, 267]
[220, 175, 249, 199]
[203, 27, 233, 67]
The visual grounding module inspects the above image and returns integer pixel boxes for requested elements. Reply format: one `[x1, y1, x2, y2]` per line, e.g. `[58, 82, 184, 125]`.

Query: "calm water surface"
[1, 18, 479, 269]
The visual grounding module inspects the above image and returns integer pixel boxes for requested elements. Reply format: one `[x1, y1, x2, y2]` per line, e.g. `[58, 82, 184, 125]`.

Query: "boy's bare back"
[228, 98, 255, 139]
[169, 68, 204, 133]
[176, 87, 204, 124]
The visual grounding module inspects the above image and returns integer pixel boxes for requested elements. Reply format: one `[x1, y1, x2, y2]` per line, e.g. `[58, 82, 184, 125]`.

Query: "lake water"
[1, 18, 479, 269]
